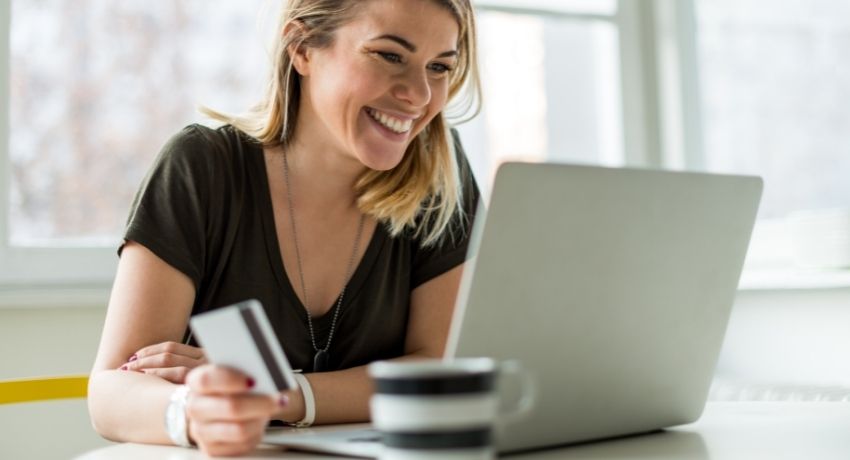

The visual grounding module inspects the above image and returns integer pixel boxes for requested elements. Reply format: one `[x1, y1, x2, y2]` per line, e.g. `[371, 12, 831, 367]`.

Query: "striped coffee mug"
[369, 358, 535, 460]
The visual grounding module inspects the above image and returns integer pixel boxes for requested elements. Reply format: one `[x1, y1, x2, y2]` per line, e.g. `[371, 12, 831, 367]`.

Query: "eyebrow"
[370, 34, 458, 58]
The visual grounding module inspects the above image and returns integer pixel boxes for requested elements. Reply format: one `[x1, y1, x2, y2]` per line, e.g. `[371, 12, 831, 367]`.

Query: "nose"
[393, 67, 431, 108]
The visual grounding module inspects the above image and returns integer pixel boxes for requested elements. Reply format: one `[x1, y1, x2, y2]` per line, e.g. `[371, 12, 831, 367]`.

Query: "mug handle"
[497, 360, 536, 423]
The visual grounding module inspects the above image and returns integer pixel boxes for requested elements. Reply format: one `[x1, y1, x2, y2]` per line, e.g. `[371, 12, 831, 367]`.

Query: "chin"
[355, 139, 411, 171]
[359, 149, 406, 171]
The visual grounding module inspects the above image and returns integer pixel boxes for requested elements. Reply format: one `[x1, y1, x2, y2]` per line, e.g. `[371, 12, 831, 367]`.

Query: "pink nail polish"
[128, 354, 137, 362]
[279, 395, 290, 407]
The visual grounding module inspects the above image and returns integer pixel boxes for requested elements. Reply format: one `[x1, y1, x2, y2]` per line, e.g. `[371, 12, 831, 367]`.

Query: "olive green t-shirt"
[120, 124, 480, 372]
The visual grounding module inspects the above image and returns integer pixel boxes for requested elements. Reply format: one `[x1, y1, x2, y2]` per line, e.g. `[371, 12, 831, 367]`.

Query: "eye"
[428, 62, 454, 74]
[377, 51, 403, 64]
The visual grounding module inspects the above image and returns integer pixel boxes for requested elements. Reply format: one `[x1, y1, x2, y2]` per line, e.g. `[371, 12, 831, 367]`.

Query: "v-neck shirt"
[119, 124, 480, 372]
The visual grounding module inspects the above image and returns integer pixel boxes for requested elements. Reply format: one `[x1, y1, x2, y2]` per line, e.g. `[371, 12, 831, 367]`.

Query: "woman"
[88, 0, 482, 456]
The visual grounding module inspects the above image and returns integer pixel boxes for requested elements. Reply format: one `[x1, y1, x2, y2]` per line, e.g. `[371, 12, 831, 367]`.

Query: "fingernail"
[128, 354, 137, 362]
[120, 365, 128, 371]
[247, 378, 255, 389]
[279, 395, 290, 407]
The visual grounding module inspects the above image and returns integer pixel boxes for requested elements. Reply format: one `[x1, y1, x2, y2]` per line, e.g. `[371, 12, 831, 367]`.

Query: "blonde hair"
[203, 0, 481, 247]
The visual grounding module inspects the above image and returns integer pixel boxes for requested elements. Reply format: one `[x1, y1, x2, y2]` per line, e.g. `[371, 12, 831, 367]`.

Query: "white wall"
[717, 288, 850, 388]
[1, 286, 848, 458]
[0, 305, 112, 459]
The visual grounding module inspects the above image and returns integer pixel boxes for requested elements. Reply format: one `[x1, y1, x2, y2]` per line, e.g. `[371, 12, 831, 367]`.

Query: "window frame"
[0, 1, 118, 303]
[666, 0, 850, 290]
[464, 0, 667, 167]
[1, 1, 648, 302]
[5, 0, 819, 305]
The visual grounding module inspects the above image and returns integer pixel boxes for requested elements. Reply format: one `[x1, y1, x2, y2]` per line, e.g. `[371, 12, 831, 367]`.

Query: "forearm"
[88, 369, 178, 444]
[276, 353, 434, 425]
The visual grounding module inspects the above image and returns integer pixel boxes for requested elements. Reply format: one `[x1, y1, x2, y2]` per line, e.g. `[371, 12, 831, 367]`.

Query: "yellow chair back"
[0, 375, 89, 405]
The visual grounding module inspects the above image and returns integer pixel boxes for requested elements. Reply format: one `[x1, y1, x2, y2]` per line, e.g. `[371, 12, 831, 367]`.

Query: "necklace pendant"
[313, 350, 329, 373]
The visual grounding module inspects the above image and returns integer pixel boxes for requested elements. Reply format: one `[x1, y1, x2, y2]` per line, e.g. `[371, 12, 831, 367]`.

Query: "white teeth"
[367, 108, 412, 134]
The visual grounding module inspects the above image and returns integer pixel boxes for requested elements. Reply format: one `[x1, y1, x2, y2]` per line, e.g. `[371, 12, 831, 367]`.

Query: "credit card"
[190, 299, 299, 395]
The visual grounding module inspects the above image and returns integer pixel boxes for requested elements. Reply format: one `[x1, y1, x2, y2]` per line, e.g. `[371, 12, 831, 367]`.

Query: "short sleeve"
[119, 125, 220, 289]
[410, 129, 481, 288]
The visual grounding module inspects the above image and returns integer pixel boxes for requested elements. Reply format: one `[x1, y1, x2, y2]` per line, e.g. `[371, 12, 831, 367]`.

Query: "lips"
[365, 107, 415, 134]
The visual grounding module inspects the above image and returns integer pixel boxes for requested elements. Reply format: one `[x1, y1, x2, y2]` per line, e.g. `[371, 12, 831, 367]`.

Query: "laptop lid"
[445, 162, 762, 453]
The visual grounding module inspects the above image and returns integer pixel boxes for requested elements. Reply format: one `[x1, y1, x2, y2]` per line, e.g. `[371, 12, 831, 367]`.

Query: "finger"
[139, 367, 191, 384]
[125, 352, 203, 372]
[186, 365, 254, 395]
[196, 440, 258, 458]
[191, 419, 267, 445]
[187, 393, 278, 423]
[132, 341, 205, 361]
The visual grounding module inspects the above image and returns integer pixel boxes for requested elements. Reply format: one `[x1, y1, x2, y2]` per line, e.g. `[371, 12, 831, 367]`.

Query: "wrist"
[164, 385, 193, 448]
[272, 384, 306, 423]
[290, 373, 314, 427]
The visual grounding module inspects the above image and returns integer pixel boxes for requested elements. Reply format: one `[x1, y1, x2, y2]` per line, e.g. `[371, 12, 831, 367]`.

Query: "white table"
[75, 402, 850, 459]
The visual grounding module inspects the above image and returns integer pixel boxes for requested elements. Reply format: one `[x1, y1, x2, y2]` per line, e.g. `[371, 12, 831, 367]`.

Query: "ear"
[284, 20, 311, 76]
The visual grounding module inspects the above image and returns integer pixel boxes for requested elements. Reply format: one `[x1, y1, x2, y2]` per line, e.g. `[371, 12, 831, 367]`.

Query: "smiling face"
[291, 0, 460, 171]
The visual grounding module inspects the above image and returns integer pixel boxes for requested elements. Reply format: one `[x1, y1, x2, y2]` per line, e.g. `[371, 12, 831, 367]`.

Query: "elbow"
[88, 411, 119, 443]
[89, 417, 121, 444]
[87, 371, 121, 442]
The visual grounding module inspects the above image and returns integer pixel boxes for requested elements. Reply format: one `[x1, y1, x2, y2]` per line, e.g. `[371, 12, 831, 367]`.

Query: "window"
[1, 0, 276, 287]
[457, 1, 623, 198]
[8, 0, 274, 246]
[695, 0, 850, 218]
[693, 0, 850, 278]
[3, 0, 635, 289]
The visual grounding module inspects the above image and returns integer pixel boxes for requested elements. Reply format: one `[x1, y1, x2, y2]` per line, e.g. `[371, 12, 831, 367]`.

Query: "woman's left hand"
[119, 341, 207, 383]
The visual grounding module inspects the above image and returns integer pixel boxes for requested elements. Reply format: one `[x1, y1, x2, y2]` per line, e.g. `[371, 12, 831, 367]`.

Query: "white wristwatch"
[165, 385, 193, 448]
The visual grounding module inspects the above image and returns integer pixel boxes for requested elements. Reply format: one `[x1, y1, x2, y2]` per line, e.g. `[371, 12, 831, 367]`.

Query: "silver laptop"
[264, 162, 763, 457]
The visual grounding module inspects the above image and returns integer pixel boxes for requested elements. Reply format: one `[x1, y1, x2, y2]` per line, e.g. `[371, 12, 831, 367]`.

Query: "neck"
[279, 139, 366, 212]
[281, 99, 373, 209]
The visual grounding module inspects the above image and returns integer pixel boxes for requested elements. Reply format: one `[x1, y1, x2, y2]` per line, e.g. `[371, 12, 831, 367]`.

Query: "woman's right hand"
[185, 365, 286, 457]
